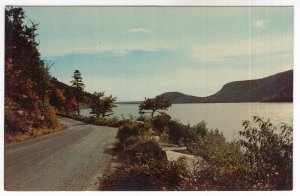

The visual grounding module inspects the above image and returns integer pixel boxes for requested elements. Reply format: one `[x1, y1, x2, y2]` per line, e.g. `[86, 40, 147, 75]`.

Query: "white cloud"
[126, 27, 150, 33]
[252, 19, 269, 29]
[190, 33, 293, 62]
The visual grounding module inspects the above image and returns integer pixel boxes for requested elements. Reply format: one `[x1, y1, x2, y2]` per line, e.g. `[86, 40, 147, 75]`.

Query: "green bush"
[168, 120, 189, 144]
[238, 116, 293, 190]
[186, 116, 293, 190]
[151, 113, 171, 133]
[123, 138, 167, 163]
[117, 121, 144, 145]
[188, 129, 226, 161]
[167, 120, 209, 145]
[189, 121, 208, 139]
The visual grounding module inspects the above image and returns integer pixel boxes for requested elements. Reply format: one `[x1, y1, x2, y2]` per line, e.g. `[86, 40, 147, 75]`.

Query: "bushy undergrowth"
[238, 116, 293, 190]
[100, 113, 293, 191]
[117, 121, 145, 145]
[100, 156, 192, 191]
[151, 113, 209, 145]
[58, 113, 125, 128]
[187, 116, 293, 190]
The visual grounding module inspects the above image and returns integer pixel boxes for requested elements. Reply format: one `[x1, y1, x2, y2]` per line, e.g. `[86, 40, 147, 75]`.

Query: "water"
[81, 103, 293, 140]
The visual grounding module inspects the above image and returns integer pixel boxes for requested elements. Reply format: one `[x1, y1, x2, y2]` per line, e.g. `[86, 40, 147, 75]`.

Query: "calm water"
[81, 103, 293, 140]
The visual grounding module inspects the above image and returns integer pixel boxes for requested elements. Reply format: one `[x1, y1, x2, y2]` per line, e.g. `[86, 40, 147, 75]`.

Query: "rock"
[165, 149, 205, 172]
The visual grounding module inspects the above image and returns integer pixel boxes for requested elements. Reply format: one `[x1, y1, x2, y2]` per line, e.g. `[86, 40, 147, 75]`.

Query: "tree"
[5, 7, 58, 132]
[63, 96, 77, 115]
[5, 7, 52, 102]
[90, 92, 117, 119]
[49, 85, 66, 111]
[139, 96, 172, 118]
[70, 70, 85, 115]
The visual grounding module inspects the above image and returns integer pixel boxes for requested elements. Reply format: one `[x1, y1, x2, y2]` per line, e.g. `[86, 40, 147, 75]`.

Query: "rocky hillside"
[160, 70, 293, 103]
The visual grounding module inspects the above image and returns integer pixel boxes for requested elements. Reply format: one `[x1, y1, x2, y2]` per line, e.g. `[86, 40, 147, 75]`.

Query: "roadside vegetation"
[100, 97, 293, 191]
[5, 7, 62, 142]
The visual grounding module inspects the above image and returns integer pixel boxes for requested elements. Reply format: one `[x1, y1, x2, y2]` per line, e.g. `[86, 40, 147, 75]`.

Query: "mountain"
[160, 70, 293, 103]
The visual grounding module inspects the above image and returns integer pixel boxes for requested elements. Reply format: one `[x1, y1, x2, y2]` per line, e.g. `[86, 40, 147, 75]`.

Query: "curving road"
[4, 117, 118, 191]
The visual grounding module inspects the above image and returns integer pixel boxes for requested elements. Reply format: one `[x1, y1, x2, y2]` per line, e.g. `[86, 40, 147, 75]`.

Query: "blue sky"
[22, 6, 293, 101]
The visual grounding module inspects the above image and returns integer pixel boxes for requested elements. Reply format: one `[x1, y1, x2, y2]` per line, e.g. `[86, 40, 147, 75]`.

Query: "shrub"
[151, 113, 171, 133]
[187, 129, 226, 161]
[238, 116, 293, 190]
[189, 121, 208, 139]
[117, 121, 144, 145]
[123, 138, 167, 163]
[44, 106, 59, 129]
[168, 120, 189, 144]
[100, 157, 191, 191]
[187, 116, 293, 190]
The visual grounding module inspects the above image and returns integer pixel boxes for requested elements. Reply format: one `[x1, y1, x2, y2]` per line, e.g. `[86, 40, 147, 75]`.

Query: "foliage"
[4, 6, 59, 136]
[168, 120, 190, 144]
[117, 121, 145, 145]
[151, 112, 171, 133]
[100, 157, 191, 191]
[238, 116, 293, 190]
[49, 85, 66, 111]
[186, 116, 293, 190]
[123, 137, 167, 163]
[90, 92, 117, 119]
[64, 96, 78, 114]
[44, 106, 60, 129]
[139, 95, 172, 117]
[101, 128, 191, 191]
[70, 69, 85, 115]
[188, 129, 226, 161]
[103, 109, 293, 191]
[189, 121, 209, 139]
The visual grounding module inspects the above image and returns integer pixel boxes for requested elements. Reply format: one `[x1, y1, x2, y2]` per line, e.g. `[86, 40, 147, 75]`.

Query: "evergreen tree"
[70, 70, 85, 115]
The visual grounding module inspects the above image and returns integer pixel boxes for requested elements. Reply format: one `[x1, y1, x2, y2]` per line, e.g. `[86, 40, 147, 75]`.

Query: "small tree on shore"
[90, 92, 117, 119]
[70, 70, 85, 115]
[139, 96, 171, 118]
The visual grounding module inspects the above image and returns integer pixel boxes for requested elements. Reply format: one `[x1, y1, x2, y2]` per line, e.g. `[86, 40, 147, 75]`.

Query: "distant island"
[118, 70, 293, 104]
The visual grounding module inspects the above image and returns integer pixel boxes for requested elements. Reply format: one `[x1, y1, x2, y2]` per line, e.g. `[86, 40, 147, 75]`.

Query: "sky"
[22, 6, 293, 101]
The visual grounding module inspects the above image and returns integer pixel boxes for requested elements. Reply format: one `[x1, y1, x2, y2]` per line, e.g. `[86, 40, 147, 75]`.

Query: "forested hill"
[160, 70, 293, 103]
[4, 7, 94, 141]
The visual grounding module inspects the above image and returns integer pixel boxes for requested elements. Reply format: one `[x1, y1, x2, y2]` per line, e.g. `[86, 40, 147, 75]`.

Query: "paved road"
[4, 117, 118, 191]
